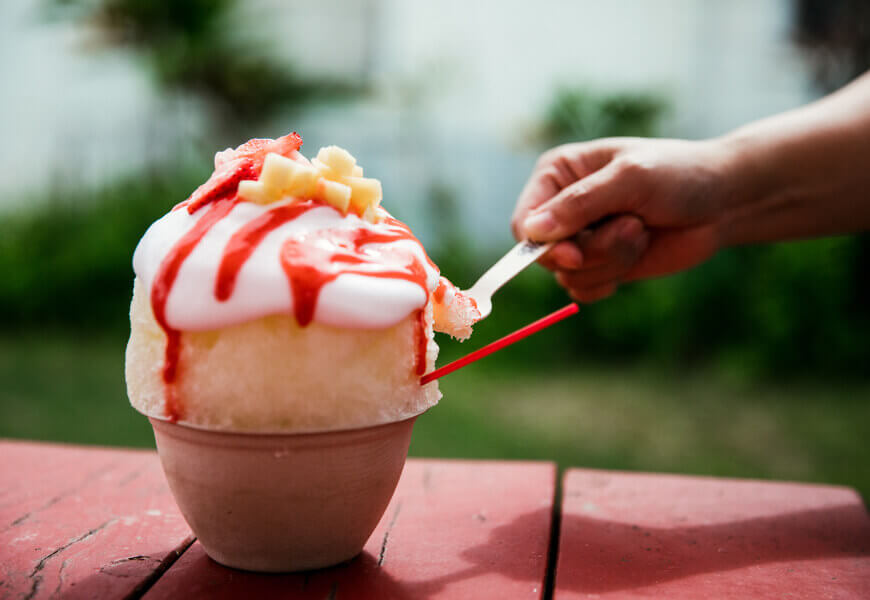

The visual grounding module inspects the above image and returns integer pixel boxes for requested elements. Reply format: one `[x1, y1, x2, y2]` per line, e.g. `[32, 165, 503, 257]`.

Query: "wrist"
[709, 129, 776, 249]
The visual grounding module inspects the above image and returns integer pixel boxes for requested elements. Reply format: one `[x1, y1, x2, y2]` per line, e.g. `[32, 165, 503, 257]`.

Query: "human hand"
[512, 137, 735, 302]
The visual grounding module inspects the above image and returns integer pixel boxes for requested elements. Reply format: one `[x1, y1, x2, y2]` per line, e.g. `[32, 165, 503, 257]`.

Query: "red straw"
[420, 303, 579, 385]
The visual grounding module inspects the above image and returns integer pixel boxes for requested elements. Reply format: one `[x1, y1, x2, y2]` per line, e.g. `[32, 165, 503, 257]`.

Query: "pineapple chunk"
[310, 157, 335, 178]
[237, 180, 272, 204]
[235, 144, 382, 222]
[317, 179, 352, 214]
[287, 165, 319, 197]
[317, 146, 357, 176]
[345, 176, 382, 214]
[259, 153, 297, 193]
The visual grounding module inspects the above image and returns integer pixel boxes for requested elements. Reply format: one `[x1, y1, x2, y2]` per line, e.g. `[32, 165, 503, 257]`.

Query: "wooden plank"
[145, 459, 556, 600]
[0, 440, 193, 600]
[555, 469, 870, 599]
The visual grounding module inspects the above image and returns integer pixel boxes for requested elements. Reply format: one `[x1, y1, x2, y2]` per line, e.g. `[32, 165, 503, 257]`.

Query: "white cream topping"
[132, 199, 440, 332]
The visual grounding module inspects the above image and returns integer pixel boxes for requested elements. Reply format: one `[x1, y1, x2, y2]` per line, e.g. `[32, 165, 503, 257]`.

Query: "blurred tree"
[0, 166, 201, 333]
[48, 0, 360, 142]
[426, 183, 471, 263]
[794, 0, 870, 93]
[533, 87, 668, 147]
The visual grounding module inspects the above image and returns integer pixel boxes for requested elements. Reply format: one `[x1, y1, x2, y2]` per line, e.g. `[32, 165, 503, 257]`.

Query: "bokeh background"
[1, 0, 868, 497]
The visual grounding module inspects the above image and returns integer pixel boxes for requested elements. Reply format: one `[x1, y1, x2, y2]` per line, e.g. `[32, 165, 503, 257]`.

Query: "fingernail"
[523, 212, 557, 238]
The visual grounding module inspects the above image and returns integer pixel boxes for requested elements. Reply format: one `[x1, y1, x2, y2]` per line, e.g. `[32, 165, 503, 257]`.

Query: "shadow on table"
[553, 502, 870, 596]
[118, 507, 553, 599]
[72, 506, 554, 599]
[65, 503, 869, 598]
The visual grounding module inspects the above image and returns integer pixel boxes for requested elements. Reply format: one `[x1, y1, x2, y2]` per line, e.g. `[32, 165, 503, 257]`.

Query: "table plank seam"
[541, 468, 563, 600]
[124, 534, 196, 600]
[377, 500, 403, 567]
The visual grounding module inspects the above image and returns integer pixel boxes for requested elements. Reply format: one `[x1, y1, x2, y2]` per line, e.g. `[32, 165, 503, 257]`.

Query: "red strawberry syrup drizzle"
[215, 202, 432, 375]
[214, 201, 318, 301]
[152, 196, 436, 419]
[150, 197, 239, 421]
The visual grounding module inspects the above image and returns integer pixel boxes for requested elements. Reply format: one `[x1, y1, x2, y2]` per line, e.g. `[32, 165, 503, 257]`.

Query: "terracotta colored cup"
[148, 416, 416, 572]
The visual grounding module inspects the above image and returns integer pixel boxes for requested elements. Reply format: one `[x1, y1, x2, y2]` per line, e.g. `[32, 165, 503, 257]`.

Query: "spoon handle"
[467, 240, 554, 300]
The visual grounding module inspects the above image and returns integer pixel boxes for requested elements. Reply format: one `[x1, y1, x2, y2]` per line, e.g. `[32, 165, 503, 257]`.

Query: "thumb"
[521, 161, 634, 241]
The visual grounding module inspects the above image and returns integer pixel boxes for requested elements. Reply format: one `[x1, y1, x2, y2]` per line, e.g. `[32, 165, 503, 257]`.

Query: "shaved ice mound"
[126, 281, 439, 432]
[125, 133, 477, 433]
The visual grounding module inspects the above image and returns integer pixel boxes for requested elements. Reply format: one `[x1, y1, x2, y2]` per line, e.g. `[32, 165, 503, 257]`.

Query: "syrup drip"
[150, 197, 238, 421]
[153, 200, 437, 420]
[216, 207, 431, 321]
[215, 201, 317, 301]
[280, 244, 430, 374]
[279, 236, 429, 328]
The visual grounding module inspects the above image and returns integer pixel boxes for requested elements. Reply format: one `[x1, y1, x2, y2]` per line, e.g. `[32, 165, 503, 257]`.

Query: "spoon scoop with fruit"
[464, 240, 554, 319]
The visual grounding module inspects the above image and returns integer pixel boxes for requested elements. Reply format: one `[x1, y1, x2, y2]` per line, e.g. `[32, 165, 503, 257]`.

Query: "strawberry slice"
[186, 132, 304, 214]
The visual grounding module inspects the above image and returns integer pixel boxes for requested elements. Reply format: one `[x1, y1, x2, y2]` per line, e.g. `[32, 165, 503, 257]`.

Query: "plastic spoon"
[464, 240, 555, 319]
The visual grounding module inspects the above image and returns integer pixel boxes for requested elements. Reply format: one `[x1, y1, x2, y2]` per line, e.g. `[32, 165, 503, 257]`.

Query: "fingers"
[511, 171, 561, 239]
[511, 142, 618, 240]
[578, 215, 648, 268]
[556, 277, 618, 303]
[537, 240, 583, 271]
[623, 224, 719, 282]
[551, 155, 581, 189]
[522, 159, 642, 242]
[549, 216, 650, 303]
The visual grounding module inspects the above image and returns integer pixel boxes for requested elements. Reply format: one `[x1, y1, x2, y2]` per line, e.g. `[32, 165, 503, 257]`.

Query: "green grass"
[2, 332, 868, 501]
[413, 365, 870, 501]
[0, 331, 153, 448]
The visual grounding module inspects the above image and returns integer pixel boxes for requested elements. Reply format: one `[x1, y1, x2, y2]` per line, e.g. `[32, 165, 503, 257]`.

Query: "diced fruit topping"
[236, 180, 271, 205]
[317, 179, 352, 214]
[316, 146, 356, 176]
[258, 153, 297, 193]
[345, 176, 382, 214]
[186, 132, 303, 214]
[237, 144, 383, 223]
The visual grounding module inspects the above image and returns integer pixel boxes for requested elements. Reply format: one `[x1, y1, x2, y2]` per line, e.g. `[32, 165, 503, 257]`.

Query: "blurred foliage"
[794, 0, 870, 92]
[532, 87, 668, 147]
[0, 164, 206, 333]
[48, 0, 361, 139]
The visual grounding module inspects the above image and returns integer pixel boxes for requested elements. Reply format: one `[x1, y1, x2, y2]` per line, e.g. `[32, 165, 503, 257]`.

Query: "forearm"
[717, 72, 870, 247]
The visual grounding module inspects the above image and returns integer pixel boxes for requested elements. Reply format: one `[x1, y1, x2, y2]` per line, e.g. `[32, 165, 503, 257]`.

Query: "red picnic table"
[1, 440, 868, 599]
